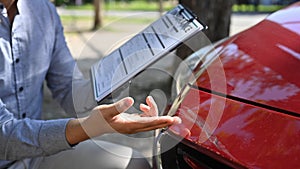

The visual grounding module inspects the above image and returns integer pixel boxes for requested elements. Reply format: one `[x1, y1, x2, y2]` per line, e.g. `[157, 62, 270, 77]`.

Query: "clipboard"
[90, 4, 207, 103]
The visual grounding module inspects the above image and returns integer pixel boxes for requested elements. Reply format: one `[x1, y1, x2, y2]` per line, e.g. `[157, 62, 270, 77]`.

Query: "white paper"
[91, 5, 206, 102]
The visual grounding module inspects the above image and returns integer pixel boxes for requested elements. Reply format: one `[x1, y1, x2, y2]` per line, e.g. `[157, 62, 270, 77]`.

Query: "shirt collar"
[0, 1, 19, 15]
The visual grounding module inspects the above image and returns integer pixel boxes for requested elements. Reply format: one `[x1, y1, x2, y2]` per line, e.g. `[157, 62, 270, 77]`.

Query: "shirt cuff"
[38, 118, 72, 155]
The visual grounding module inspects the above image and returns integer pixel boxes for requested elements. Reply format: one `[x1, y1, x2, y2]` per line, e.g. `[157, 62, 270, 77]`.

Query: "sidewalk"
[57, 7, 161, 18]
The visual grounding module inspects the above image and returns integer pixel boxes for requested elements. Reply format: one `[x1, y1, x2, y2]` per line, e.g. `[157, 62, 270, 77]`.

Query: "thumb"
[99, 97, 134, 118]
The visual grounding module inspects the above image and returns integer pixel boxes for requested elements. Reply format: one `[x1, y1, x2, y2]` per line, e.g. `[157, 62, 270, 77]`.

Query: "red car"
[153, 2, 300, 169]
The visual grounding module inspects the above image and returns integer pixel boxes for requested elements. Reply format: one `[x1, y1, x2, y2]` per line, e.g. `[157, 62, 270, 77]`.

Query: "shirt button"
[15, 58, 20, 63]
[22, 113, 26, 118]
[19, 87, 24, 92]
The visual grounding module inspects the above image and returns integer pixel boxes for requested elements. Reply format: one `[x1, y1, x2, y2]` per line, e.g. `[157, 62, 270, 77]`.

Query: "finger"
[146, 96, 154, 107]
[139, 103, 150, 113]
[99, 97, 134, 118]
[134, 123, 171, 133]
[173, 116, 182, 125]
[169, 124, 191, 138]
[128, 116, 180, 130]
[121, 113, 182, 125]
[133, 116, 181, 132]
[146, 96, 158, 114]
[140, 96, 158, 117]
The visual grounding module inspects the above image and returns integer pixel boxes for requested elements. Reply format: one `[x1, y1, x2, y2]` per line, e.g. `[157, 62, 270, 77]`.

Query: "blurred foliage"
[64, 1, 175, 11]
[232, 4, 284, 12]
[53, 0, 297, 13]
[54, 0, 173, 6]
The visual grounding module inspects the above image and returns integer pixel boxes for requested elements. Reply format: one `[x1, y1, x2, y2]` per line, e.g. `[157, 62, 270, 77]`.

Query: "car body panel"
[196, 7, 300, 114]
[169, 87, 300, 168]
[157, 2, 300, 169]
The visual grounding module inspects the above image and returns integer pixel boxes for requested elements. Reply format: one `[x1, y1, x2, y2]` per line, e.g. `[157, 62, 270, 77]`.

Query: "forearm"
[0, 112, 71, 160]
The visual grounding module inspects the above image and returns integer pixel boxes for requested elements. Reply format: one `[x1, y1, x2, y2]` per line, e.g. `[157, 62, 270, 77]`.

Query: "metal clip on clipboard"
[178, 4, 195, 22]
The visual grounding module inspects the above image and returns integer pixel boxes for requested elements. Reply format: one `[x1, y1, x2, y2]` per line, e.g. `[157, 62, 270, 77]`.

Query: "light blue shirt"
[0, 0, 91, 167]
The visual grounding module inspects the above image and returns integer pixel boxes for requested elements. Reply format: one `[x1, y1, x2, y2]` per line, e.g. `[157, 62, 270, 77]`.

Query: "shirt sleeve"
[45, 2, 96, 116]
[0, 99, 72, 160]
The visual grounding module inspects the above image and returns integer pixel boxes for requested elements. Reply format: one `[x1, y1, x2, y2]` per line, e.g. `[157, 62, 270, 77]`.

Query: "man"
[0, 0, 180, 168]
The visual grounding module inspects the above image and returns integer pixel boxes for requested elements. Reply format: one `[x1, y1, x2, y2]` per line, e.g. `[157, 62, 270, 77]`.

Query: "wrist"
[65, 118, 89, 145]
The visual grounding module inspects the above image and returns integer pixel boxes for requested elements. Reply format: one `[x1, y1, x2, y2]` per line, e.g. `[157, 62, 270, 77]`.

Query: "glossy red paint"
[196, 4, 300, 114]
[168, 3, 300, 169]
[170, 88, 300, 168]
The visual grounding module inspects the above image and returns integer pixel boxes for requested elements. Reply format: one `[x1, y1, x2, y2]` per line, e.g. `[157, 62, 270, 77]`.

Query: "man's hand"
[66, 96, 181, 145]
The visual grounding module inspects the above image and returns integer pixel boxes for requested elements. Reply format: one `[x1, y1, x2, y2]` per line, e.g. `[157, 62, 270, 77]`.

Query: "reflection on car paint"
[197, 19, 300, 114]
[169, 88, 300, 168]
[277, 44, 300, 60]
